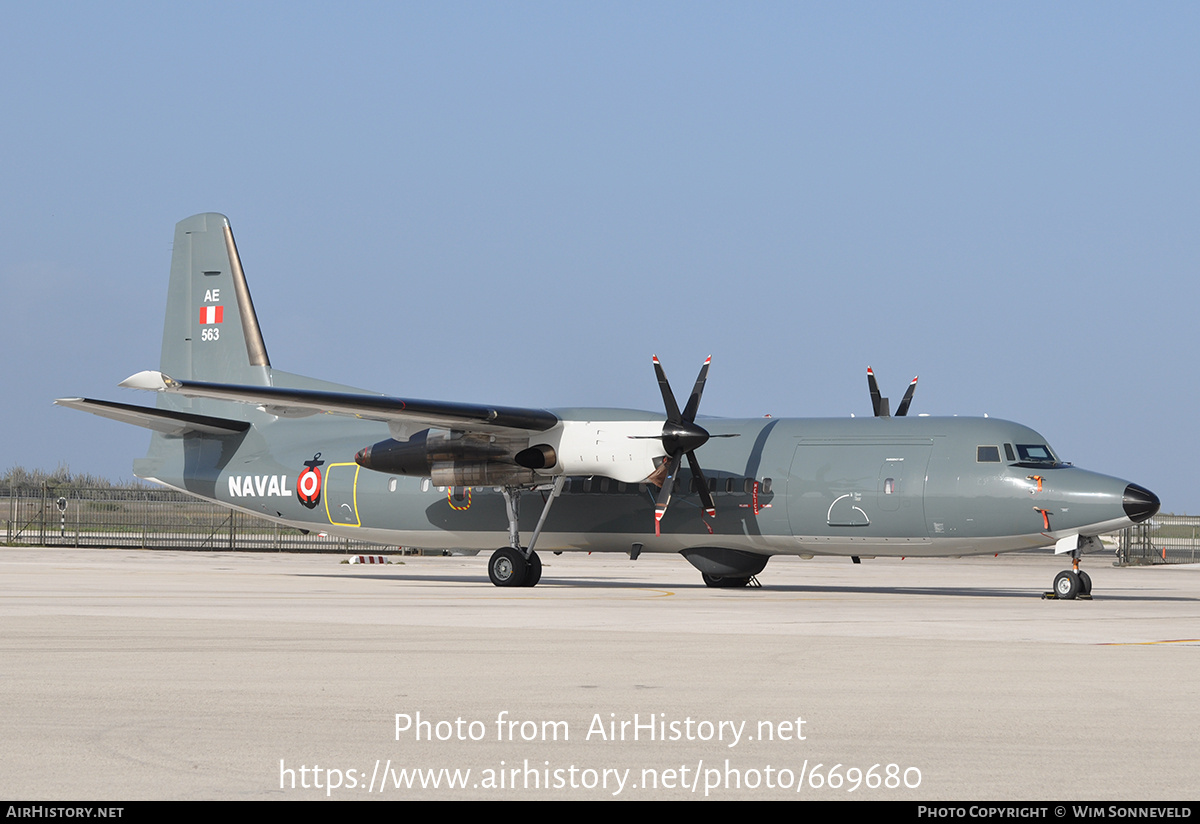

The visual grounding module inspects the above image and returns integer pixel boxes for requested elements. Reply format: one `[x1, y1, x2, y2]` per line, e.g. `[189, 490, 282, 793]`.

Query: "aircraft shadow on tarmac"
[299, 572, 1198, 601]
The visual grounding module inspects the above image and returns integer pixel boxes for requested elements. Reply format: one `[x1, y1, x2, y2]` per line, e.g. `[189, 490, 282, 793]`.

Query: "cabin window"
[977, 446, 1001, 462]
[743, 478, 754, 494]
[762, 478, 772, 494]
[389, 478, 398, 492]
[884, 478, 895, 494]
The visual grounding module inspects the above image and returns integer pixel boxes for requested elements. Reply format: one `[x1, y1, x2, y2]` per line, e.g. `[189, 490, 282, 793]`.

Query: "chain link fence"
[3, 484, 388, 553]
[5, 483, 1194, 564]
[1117, 515, 1200, 566]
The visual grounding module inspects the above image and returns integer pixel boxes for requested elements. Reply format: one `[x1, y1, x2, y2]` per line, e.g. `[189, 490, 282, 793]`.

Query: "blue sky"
[3, 3, 1198, 511]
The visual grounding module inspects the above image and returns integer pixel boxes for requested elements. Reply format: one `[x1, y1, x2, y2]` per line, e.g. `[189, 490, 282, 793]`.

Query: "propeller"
[866, 367, 918, 417]
[640, 356, 737, 535]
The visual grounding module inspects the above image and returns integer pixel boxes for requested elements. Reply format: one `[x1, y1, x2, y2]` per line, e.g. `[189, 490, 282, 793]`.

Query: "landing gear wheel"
[1053, 570, 1080, 600]
[1078, 570, 1092, 597]
[488, 547, 527, 587]
[522, 551, 542, 587]
[702, 573, 751, 588]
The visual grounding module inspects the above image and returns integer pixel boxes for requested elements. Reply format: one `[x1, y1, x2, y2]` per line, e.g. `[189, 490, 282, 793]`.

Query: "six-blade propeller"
[640, 360, 918, 534]
[640, 356, 740, 535]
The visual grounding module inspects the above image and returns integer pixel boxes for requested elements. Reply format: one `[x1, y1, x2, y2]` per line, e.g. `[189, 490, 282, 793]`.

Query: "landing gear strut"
[487, 477, 563, 588]
[701, 573, 759, 588]
[1044, 541, 1094, 600]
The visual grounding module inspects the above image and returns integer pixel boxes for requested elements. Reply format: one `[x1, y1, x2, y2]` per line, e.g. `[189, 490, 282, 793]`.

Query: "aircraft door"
[787, 441, 931, 539]
[874, 445, 931, 535]
[324, 462, 361, 527]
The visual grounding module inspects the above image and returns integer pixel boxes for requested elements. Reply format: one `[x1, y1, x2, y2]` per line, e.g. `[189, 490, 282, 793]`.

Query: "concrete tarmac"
[1, 547, 1197, 800]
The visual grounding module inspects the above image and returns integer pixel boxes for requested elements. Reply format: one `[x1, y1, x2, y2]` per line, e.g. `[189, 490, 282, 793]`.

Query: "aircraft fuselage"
[136, 410, 1145, 560]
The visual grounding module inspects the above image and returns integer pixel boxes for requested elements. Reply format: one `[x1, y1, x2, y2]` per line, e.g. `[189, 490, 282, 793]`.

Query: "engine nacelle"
[428, 461, 537, 487]
[543, 419, 666, 483]
[355, 420, 670, 487]
[355, 429, 537, 486]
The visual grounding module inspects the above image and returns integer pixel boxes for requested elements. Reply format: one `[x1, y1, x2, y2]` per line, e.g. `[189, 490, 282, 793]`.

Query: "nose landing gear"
[1043, 539, 1095, 600]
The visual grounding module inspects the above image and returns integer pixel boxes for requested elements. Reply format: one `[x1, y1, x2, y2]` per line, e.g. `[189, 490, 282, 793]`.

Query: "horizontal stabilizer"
[54, 398, 250, 436]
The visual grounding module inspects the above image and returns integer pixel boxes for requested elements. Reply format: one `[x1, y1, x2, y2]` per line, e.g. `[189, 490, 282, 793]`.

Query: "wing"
[118, 370, 560, 437]
[117, 370, 667, 486]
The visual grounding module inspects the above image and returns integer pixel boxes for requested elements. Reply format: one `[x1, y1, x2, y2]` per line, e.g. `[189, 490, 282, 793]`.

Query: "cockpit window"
[1015, 444, 1060, 466]
[977, 446, 1001, 462]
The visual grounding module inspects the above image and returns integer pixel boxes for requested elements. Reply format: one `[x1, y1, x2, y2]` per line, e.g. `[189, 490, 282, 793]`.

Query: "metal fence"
[1117, 514, 1200, 565]
[3, 485, 387, 553]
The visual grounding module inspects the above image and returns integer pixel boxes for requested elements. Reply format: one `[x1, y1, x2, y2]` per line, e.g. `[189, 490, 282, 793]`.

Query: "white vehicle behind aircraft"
[58, 214, 1159, 597]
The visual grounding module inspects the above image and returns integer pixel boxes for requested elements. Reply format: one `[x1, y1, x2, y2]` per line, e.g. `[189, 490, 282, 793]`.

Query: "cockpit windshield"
[1015, 443, 1061, 467]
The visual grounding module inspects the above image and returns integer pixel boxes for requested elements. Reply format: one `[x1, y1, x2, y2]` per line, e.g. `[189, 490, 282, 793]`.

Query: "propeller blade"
[895, 376, 919, 417]
[654, 454, 683, 535]
[685, 451, 716, 517]
[652, 356, 683, 423]
[680, 356, 711, 423]
[867, 367, 889, 417]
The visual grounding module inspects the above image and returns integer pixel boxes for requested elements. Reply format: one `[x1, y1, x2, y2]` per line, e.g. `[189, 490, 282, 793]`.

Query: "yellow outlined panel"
[324, 462, 361, 527]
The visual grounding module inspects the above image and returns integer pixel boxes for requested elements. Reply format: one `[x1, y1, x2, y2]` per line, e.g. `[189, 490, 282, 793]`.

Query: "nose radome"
[1123, 483, 1160, 523]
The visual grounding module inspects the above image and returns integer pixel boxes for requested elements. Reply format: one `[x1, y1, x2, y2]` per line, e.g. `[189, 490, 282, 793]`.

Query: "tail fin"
[158, 214, 271, 416]
[161, 213, 271, 386]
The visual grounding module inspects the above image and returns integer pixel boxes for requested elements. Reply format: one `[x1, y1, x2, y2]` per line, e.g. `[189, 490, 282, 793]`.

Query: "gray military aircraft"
[57, 213, 1159, 598]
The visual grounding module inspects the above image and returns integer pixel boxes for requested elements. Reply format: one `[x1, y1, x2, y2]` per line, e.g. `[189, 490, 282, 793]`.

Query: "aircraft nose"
[1122, 483, 1160, 523]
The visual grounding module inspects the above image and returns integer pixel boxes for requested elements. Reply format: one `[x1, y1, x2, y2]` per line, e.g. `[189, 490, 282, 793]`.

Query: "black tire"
[522, 551, 542, 587]
[1054, 570, 1080, 600]
[1078, 570, 1092, 597]
[488, 547, 527, 587]
[702, 573, 750, 588]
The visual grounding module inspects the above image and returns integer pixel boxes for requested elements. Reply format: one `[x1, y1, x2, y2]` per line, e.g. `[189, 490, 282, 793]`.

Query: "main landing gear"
[1044, 540, 1094, 600]
[488, 546, 542, 587]
[487, 477, 563, 588]
[701, 573, 759, 588]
